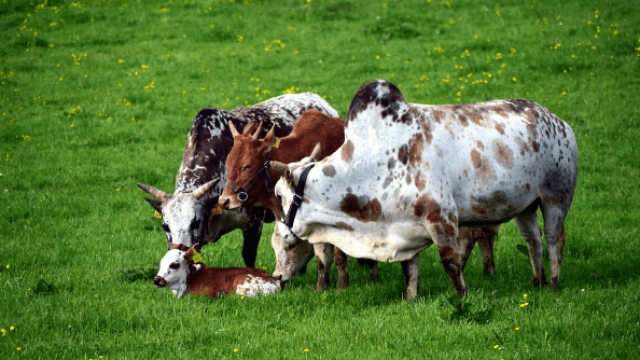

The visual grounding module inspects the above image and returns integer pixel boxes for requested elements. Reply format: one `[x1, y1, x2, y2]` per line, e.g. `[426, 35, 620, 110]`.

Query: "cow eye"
[275, 193, 282, 203]
[162, 223, 170, 232]
[169, 262, 180, 270]
[241, 163, 252, 171]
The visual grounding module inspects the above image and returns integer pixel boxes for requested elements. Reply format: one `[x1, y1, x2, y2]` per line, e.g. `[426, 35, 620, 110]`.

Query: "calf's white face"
[154, 248, 199, 298]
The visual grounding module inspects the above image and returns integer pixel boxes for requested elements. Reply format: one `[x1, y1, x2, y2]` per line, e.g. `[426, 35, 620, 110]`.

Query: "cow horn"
[138, 183, 170, 203]
[269, 161, 288, 176]
[192, 178, 220, 200]
[310, 142, 322, 161]
[229, 121, 240, 138]
[266, 124, 276, 140]
[252, 123, 263, 141]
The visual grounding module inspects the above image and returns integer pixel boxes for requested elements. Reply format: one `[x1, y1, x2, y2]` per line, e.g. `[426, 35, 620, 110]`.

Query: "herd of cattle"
[143, 80, 578, 300]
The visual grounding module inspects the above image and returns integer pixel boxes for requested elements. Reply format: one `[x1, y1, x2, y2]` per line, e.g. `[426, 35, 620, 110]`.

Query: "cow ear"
[184, 246, 195, 261]
[144, 197, 163, 213]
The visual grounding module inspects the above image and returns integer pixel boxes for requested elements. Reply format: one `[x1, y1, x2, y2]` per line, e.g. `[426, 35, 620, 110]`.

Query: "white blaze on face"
[161, 194, 206, 248]
[156, 249, 193, 298]
[236, 274, 282, 297]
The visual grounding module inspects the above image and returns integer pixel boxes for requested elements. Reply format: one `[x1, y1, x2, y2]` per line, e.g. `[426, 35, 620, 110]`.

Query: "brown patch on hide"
[339, 194, 382, 222]
[495, 123, 505, 135]
[471, 149, 482, 169]
[420, 121, 433, 145]
[322, 165, 337, 177]
[341, 140, 355, 163]
[414, 194, 442, 224]
[492, 139, 514, 168]
[432, 110, 445, 124]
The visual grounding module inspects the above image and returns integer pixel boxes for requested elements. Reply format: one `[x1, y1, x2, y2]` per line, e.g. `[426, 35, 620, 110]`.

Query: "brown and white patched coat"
[275, 80, 578, 300]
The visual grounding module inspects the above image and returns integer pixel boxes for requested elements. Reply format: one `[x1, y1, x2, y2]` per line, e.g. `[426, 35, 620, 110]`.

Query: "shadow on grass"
[115, 265, 158, 282]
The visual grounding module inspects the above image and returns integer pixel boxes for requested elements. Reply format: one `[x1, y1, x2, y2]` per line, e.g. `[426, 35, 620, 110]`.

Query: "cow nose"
[220, 198, 230, 209]
[153, 276, 166, 287]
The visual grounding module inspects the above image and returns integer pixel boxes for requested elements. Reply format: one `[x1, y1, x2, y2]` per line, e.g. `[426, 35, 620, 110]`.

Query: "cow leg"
[478, 226, 498, 275]
[314, 244, 333, 291]
[334, 247, 349, 290]
[456, 228, 477, 274]
[436, 243, 468, 297]
[241, 208, 264, 268]
[514, 201, 547, 287]
[541, 205, 568, 289]
[367, 260, 378, 281]
[401, 254, 420, 301]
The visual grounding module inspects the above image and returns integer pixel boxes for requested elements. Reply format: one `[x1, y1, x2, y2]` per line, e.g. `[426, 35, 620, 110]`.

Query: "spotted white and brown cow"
[274, 80, 578, 300]
[138, 93, 339, 267]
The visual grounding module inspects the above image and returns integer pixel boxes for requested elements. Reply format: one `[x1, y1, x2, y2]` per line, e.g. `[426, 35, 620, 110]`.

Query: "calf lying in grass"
[153, 243, 284, 299]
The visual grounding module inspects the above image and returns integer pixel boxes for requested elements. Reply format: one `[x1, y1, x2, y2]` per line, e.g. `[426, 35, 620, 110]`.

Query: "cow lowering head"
[154, 243, 201, 298]
[273, 143, 323, 245]
[138, 179, 220, 249]
[218, 121, 278, 211]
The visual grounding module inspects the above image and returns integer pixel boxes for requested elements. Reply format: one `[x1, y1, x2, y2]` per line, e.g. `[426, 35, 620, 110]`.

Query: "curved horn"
[269, 161, 288, 176]
[192, 178, 220, 200]
[310, 142, 322, 161]
[138, 183, 170, 203]
[252, 122, 263, 141]
[229, 120, 240, 138]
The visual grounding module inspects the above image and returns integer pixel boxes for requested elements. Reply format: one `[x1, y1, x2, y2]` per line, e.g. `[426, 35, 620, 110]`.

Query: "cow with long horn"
[138, 93, 339, 267]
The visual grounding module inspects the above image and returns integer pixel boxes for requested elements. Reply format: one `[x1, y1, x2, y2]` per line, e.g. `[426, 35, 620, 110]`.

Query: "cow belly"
[307, 221, 433, 263]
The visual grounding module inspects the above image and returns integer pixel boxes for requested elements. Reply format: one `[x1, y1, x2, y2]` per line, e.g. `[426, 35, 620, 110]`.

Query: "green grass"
[1, 0, 639, 358]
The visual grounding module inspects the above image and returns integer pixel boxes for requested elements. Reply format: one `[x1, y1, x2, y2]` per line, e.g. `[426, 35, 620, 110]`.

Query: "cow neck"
[285, 163, 316, 230]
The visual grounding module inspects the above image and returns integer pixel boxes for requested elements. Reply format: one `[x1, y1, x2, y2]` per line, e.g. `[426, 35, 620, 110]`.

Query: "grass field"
[1, 0, 639, 359]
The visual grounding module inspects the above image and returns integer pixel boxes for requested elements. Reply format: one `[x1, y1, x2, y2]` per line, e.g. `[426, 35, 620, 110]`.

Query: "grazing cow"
[154, 244, 283, 299]
[137, 93, 339, 267]
[274, 80, 578, 300]
[218, 109, 375, 290]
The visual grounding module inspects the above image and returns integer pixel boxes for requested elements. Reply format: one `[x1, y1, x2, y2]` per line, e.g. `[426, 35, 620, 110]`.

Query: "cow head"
[270, 227, 315, 283]
[272, 143, 322, 245]
[154, 243, 201, 298]
[138, 179, 220, 249]
[219, 121, 279, 211]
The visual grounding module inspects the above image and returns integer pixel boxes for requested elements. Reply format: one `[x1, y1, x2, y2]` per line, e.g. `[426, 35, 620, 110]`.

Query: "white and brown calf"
[154, 244, 284, 299]
[138, 93, 339, 267]
[274, 80, 577, 300]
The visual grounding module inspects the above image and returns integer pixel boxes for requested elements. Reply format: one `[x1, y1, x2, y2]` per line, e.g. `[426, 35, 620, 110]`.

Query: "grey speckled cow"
[138, 93, 339, 267]
[274, 80, 578, 299]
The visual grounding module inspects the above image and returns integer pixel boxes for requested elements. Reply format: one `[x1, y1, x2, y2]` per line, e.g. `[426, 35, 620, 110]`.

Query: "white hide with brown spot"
[275, 80, 577, 299]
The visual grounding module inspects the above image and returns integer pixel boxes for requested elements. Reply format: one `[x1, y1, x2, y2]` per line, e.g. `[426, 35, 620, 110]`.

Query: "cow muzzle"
[153, 276, 167, 287]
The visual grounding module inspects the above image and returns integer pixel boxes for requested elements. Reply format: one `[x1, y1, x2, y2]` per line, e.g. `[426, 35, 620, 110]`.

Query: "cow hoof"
[316, 279, 330, 292]
[550, 277, 560, 290]
[337, 276, 349, 290]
